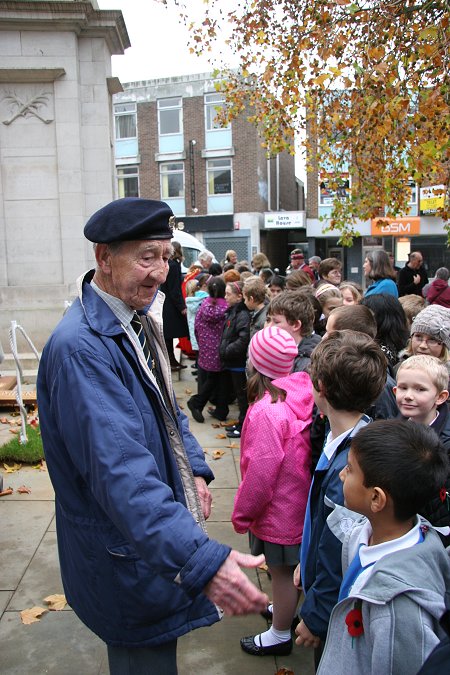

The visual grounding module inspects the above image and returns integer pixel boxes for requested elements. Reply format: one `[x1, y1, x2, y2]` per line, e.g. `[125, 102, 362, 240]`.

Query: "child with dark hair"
[187, 277, 228, 423]
[325, 305, 398, 422]
[233, 326, 313, 656]
[268, 274, 286, 297]
[267, 290, 320, 373]
[294, 331, 387, 666]
[219, 281, 251, 437]
[317, 419, 450, 675]
[208, 262, 223, 277]
[325, 304, 377, 338]
[243, 277, 269, 338]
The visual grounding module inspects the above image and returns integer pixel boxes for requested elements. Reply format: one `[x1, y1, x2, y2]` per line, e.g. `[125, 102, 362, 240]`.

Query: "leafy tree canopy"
[166, 0, 449, 245]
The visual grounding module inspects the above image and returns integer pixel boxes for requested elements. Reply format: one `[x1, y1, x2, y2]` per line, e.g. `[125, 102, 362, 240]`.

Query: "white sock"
[256, 626, 291, 647]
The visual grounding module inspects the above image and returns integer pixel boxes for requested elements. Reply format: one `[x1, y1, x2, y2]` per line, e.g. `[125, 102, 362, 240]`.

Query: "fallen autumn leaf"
[20, 606, 48, 625]
[0, 487, 13, 497]
[212, 450, 226, 460]
[3, 463, 22, 473]
[44, 594, 67, 611]
[17, 485, 32, 494]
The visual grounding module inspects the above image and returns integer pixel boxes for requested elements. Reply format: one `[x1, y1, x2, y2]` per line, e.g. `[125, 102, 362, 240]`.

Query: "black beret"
[84, 198, 174, 243]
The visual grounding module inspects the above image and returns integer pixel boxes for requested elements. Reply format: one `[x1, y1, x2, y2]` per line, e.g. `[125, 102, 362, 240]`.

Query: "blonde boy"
[395, 355, 449, 426]
[395, 354, 450, 543]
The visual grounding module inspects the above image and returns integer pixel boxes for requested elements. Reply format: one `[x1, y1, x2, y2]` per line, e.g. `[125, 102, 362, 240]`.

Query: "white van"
[172, 230, 216, 274]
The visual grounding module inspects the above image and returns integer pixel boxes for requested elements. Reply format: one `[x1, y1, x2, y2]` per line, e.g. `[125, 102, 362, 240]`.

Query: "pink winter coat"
[232, 371, 313, 545]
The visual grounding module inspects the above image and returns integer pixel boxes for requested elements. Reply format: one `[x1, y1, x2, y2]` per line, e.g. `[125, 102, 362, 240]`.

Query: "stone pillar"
[0, 1, 129, 348]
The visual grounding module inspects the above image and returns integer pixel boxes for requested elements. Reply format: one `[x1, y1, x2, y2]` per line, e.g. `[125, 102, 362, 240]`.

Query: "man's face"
[309, 259, 320, 271]
[104, 240, 171, 310]
[409, 254, 423, 270]
[291, 257, 302, 269]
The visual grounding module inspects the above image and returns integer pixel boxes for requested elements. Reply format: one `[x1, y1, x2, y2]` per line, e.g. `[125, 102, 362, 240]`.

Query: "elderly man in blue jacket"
[37, 198, 267, 675]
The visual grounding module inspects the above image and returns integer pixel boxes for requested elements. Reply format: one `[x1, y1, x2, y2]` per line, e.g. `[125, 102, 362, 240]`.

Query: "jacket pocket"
[107, 543, 191, 629]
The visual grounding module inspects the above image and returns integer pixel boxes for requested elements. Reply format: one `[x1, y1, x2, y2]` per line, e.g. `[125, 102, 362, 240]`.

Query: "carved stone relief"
[1, 88, 53, 125]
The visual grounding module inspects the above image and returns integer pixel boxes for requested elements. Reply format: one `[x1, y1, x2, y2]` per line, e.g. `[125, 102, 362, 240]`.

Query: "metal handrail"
[8, 321, 40, 444]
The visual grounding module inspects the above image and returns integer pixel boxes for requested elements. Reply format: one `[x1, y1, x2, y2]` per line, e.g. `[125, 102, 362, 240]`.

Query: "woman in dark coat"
[160, 241, 189, 370]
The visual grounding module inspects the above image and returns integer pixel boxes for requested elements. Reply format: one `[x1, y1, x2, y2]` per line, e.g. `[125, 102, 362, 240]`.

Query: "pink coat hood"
[232, 371, 313, 545]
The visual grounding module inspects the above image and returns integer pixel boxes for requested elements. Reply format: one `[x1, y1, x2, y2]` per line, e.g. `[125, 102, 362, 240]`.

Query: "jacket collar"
[76, 270, 165, 337]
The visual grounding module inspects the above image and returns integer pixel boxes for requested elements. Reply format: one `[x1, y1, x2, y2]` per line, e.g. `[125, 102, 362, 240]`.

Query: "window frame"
[157, 97, 183, 137]
[204, 92, 230, 132]
[159, 161, 185, 200]
[319, 171, 351, 206]
[206, 158, 233, 196]
[114, 102, 137, 140]
[116, 165, 139, 198]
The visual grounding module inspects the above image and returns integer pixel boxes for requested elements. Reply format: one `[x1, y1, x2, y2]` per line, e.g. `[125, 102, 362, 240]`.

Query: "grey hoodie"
[318, 509, 450, 675]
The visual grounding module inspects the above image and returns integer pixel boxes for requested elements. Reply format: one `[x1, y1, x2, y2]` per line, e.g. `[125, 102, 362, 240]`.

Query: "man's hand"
[194, 477, 212, 520]
[413, 274, 421, 285]
[204, 550, 269, 615]
[295, 620, 321, 648]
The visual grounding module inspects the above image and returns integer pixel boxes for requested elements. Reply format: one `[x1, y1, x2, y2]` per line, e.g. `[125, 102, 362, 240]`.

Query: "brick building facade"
[113, 73, 305, 271]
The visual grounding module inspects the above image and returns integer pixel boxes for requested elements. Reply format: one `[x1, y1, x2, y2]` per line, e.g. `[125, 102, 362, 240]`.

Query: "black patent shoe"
[240, 635, 293, 656]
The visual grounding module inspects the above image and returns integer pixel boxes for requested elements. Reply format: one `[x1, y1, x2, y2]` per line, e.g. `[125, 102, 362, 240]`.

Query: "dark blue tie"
[131, 313, 154, 370]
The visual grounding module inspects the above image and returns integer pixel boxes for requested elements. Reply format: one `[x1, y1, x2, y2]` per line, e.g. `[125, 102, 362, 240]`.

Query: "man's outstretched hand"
[204, 550, 269, 615]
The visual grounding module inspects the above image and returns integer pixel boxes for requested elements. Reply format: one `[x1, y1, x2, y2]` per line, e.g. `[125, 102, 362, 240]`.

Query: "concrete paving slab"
[209, 487, 236, 522]
[206, 521, 251, 558]
[0, 501, 54, 590]
[204, 451, 240, 488]
[178, 614, 279, 675]
[0, 609, 108, 675]
[0, 591, 12, 614]
[0, 466, 54, 500]
[7, 531, 65, 611]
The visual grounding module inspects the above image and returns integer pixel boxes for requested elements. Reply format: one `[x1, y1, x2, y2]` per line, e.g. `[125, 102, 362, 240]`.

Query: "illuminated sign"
[371, 217, 420, 236]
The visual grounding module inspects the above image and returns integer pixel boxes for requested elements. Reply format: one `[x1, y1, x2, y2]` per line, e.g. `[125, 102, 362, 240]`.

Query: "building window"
[158, 97, 182, 136]
[205, 93, 229, 131]
[160, 162, 184, 199]
[408, 180, 418, 205]
[114, 103, 136, 139]
[207, 158, 232, 195]
[319, 172, 350, 206]
[117, 166, 139, 198]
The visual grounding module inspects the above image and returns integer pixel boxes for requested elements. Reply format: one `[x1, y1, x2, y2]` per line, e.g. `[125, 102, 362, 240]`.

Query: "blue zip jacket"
[300, 417, 370, 640]
[37, 273, 231, 647]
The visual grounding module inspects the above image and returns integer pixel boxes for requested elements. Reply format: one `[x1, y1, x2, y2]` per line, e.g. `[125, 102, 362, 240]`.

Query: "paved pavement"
[0, 362, 315, 675]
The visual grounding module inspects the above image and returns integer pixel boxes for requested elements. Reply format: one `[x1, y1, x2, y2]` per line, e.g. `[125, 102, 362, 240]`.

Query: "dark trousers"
[190, 367, 229, 419]
[107, 641, 177, 675]
[227, 370, 248, 426]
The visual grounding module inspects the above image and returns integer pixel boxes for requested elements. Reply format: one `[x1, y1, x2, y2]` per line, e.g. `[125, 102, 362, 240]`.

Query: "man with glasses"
[398, 251, 429, 297]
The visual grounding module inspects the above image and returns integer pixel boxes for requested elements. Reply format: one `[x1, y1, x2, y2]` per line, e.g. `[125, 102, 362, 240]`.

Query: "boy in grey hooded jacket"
[318, 420, 450, 675]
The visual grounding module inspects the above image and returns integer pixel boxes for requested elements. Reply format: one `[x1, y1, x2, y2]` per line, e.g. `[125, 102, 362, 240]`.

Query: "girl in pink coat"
[232, 326, 313, 657]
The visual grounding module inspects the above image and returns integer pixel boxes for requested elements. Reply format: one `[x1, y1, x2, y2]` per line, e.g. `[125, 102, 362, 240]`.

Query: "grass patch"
[0, 424, 44, 463]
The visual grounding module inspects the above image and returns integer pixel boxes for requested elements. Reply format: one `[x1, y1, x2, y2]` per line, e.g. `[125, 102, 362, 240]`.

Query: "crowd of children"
[180, 249, 450, 673]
